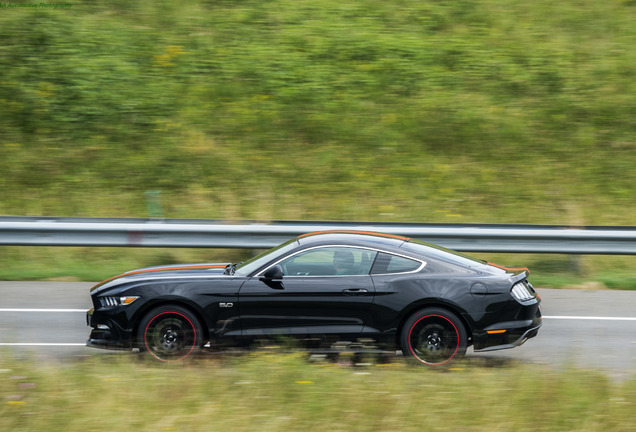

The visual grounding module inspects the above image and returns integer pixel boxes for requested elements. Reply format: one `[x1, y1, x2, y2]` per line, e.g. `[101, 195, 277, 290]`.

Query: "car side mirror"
[260, 264, 284, 290]
[261, 264, 283, 281]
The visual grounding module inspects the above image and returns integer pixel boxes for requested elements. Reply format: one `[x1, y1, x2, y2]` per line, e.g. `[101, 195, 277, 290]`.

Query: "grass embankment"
[2, 246, 636, 290]
[1, 353, 635, 431]
[1, 0, 635, 284]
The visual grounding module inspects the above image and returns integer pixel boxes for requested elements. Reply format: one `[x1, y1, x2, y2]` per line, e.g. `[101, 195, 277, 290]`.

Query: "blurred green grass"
[1, 0, 635, 283]
[1, 245, 636, 289]
[1, 353, 635, 431]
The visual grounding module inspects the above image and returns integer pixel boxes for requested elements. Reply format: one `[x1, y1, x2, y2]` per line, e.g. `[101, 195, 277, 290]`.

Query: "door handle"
[342, 288, 368, 296]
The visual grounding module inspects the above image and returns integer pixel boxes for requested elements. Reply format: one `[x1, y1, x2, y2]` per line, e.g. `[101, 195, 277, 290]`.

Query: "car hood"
[90, 263, 231, 294]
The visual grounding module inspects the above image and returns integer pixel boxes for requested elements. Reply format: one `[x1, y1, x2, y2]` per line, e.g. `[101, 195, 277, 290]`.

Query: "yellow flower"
[154, 45, 185, 67]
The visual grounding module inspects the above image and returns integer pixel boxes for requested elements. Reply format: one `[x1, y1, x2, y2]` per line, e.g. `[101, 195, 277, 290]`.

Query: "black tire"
[137, 305, 203, 362]
[400, 307, 468, 366]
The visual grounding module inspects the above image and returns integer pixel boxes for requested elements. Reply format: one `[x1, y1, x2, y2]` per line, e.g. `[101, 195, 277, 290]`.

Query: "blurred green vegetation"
[1, 353, 635, 431]
[1, 0, 636, 283]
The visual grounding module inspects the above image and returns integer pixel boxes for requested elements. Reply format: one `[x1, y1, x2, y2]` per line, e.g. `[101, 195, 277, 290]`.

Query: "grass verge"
[1, 352, 635, 431]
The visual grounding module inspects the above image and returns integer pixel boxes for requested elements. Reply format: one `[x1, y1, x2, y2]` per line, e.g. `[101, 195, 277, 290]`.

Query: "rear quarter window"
[371, 252, 422, 274]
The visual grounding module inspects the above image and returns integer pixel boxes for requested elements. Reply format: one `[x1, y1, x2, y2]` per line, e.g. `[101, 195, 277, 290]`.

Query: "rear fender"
[395, 299, 474, 347]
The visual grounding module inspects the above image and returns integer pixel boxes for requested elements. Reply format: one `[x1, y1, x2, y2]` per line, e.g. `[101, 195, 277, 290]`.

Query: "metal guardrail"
[2, 216, 636, 254]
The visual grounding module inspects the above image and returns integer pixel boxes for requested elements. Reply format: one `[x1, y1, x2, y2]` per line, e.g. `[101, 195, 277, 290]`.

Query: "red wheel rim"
[143, 311, 197, 362]
[407, 314, 460, 365]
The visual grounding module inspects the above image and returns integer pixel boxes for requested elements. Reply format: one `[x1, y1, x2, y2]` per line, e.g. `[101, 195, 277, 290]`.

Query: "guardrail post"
[568, 255, 584, 276]
[145, 190, 163, 218]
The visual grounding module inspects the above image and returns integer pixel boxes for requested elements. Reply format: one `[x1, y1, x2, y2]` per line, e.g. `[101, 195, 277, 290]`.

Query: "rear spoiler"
[486, 262, 530, 282]
[486, 262, 530, 274]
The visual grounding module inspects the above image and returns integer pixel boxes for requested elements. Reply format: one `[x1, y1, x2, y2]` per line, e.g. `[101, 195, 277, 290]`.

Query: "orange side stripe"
[91, 264, 227, 291]
[298, 230, 410, 241]
[486, 330, 507, 334]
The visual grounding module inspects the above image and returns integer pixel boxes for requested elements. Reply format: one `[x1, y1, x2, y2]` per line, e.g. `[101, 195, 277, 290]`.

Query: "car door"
[238, 246, 377, 340]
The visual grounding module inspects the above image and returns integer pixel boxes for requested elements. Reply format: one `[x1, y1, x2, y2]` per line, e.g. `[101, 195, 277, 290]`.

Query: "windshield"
[233, 238, 298, 276]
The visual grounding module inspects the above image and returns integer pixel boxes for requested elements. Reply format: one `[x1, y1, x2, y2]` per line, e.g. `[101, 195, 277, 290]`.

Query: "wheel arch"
[395, 300, 474, 348]
[132, 299, 210, 348]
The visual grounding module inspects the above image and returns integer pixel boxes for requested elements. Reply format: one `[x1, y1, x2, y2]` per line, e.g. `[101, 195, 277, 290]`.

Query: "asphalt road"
[1, 282, 635, 379]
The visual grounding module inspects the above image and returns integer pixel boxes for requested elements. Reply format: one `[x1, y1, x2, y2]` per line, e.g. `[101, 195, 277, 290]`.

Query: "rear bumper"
[472, 320, 542, 352]
[470, 293, 543, 352]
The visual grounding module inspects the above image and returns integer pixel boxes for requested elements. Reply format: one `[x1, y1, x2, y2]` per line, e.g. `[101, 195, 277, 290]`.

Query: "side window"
[279, 247, 377, 276]
[371, 252, 422, 275]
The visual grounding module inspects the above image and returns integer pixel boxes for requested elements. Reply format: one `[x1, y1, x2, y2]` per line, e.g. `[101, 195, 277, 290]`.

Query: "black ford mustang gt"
[87, 231, 542, 364]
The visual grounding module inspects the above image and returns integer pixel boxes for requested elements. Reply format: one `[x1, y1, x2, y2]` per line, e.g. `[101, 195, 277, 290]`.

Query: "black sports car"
[86, 231, 542, 364]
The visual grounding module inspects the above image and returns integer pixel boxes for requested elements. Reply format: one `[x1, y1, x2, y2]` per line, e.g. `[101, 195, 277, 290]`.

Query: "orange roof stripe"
[298, 230, 410, 241]
[91, 264, 227, 291]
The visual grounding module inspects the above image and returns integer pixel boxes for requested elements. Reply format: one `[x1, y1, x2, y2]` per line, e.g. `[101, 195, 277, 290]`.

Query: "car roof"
[296, 230, 409, 249]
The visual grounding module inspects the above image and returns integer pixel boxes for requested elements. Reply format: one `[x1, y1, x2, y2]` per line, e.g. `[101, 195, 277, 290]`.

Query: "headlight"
[511, 282, 535, 302]
[99, 296, 139, 308]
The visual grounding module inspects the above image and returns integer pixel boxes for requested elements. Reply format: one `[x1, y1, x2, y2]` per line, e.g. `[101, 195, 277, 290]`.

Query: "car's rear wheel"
[400, 307, 467, 365]
[138, 305, 203, 362]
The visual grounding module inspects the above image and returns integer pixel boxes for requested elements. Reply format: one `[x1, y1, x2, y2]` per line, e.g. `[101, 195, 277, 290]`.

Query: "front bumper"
[86, 308, 134, 350]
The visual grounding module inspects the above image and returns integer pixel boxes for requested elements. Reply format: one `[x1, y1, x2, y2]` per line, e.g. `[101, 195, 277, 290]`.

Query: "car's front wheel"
[138, 305, 203, 362]
[400, 307, 467, 365]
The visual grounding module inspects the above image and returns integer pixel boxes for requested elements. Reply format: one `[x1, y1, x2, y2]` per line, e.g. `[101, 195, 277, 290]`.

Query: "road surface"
[1, 282, 635, 379]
